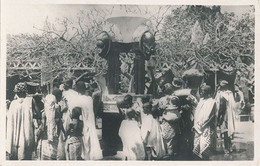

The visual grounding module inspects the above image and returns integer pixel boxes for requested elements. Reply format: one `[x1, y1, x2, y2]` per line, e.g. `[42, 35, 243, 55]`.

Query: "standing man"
[6, 82, 37, 160]
[57, 78, 78, 160]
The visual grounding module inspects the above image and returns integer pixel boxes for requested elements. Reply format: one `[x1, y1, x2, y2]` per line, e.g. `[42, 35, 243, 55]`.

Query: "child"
[118, 109, 145, 160]
[64, 107, 83, 160]
[141, 100, 166, 160]
[117, 95, 142, 125]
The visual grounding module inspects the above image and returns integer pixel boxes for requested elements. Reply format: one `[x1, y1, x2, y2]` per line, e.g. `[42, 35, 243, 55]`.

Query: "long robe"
[119, 120, 145, 160]
[58, 89, 79, 160]
[44, 94, 57, 142]
[6, 98, 24, 159]
[62, 89, 79, 113]
[141, 114, 166, 159]
[77, 94, 103, 160]
[6, 97, 35, 160]
[40, 94, 59, 160]
[215, 90, 236, 137]
[193, 97, 216, 159]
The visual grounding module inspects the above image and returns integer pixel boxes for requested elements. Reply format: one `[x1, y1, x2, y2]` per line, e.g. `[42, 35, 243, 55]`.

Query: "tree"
[7, 5, 254, 90]
[155, 5, 254, 88]
[7, 5, 173, 86]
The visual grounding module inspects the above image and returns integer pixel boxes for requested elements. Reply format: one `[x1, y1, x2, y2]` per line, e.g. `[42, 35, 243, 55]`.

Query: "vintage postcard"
[0, 0, 259, 166]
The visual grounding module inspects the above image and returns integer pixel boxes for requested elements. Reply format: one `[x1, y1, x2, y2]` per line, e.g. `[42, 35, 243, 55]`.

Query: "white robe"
[19, 96, 35, 159]
[77, 94, 103, 160]
[141, 115, 166, 159]
[194, 98, 216, 134]
[6, 98, 24, 159]
[215, 90, 236, 137]
[62, 89, 79, 113]
[58, 89, 79, 160]
[119, 120, 145, 160]
[62, 89, 79, 131]
[6, 97, 35, 160]
[193, 97, 216, 158]
[44, 94, 57, 142]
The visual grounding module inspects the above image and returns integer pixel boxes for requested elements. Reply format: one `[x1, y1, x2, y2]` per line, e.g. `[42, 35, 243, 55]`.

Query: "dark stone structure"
[96, 17, 155, 155]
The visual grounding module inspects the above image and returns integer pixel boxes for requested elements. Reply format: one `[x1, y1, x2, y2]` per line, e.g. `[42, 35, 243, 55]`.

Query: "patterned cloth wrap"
[66, 136, 82, 160]
[41, 137, 59, 160]
[193, 127, 213, 158]
[161, 120, 175, 140]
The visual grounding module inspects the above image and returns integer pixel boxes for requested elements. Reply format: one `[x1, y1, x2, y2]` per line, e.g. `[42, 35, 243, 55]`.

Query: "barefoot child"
[64, 107, 83, 160]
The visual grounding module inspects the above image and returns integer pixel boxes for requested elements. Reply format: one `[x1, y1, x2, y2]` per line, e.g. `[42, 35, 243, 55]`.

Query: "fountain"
[96, 15, 156, 155]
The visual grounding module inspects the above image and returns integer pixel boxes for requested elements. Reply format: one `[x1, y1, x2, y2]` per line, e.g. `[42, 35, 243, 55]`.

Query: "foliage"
[7, 9, 111, 83]
[155, 5, 254, 88]
[6, 5, 254, 88]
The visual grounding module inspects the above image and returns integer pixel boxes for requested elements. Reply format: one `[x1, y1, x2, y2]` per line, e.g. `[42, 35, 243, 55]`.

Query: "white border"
[1, 0, 259, 166]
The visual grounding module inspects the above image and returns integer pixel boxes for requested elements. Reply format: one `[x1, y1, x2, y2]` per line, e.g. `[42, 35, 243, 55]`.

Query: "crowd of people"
[115, 78, 239, 160]
[5, 72, 248, 161]
[6, 79, 102, 160]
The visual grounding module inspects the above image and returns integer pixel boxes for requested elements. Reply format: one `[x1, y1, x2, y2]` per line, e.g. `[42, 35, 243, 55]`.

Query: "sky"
[3, 4, 253, 35]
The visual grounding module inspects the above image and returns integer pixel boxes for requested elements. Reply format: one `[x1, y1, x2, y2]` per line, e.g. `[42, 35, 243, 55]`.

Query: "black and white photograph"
[1, 2, 257, 163]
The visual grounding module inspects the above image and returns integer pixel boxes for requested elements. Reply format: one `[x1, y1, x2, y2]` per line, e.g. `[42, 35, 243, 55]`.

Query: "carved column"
[106, 45, 121, 94]
[134, 52, 145, 94]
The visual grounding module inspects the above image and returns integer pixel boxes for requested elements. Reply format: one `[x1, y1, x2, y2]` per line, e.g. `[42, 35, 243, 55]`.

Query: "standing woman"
[75, 81, 103, 160]
[39, 94, 58, 160]
[215, 80, 236, 154]
[37, 90, 66, 160]
[6, 82, 35, 160]
[193, 85, 216, 160]
[160, 96, 181, 159]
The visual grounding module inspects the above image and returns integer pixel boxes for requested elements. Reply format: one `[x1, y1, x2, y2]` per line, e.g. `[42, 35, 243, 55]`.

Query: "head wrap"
[13, 82, 27, 93]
